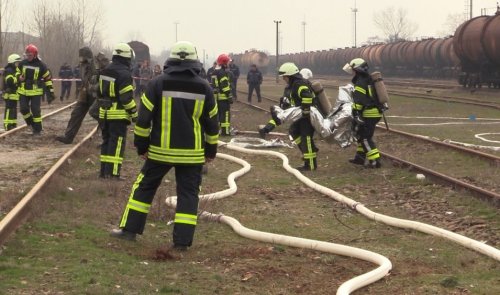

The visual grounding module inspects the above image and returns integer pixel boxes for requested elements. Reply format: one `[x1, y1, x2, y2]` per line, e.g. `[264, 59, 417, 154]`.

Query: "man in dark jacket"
[246, 64, 263, 103]
[110, 41, 219, 251]
[228, 59, 240, 100]
[56, 47, 109, 144]
[58, 62, 73, 101]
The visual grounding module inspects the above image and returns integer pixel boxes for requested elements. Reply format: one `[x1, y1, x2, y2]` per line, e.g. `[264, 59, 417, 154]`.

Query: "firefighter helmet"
[299, 68, 313, 80]
[169, 41, 198, 61]
[278, 62, 299, 76]
[7, 54, 22, 64]
[112, 43, 134, 59]
[349, 58, 368, 73]
[25, 44, 38, 57]
[216, 54, 230, 66]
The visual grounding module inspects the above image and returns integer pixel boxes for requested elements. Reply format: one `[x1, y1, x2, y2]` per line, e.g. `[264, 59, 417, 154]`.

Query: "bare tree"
[437, 13, 466, 37]
[0, 0, 17, 61]
[28, 0, 104, 76]
[373, 7, 418, 42]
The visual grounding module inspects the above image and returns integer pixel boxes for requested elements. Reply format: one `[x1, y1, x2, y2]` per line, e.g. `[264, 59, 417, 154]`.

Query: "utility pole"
[301, 20, 306, 52]
[174, 21, 179, 42]
[202, 49, 206, 67]
[470, 0, 473, 19]
[274, 20, 281, 83]
[352, 0, 358, 47]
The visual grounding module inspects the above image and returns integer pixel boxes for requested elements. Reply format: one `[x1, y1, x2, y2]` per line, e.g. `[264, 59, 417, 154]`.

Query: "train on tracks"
[231, 9, 500, 88]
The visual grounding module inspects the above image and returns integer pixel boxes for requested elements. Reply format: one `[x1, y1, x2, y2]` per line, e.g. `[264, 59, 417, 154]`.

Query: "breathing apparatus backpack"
[370, 71, 389, 110]
[310, 80, 335, 116]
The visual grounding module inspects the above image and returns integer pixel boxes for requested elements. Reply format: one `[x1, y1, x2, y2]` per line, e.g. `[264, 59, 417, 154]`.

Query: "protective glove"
[353, 115, 364, 125]
[228, 97, 233, 104]
[47, 91, 56, 104]
[134, 137, 150, 155]
[352, 109, 364, 125]
[302, 107, 310, 118]
[279, 96, 291, 109]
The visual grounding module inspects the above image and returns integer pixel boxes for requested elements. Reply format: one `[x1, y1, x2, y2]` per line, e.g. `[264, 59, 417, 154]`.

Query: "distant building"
[0, 31, 40, 62]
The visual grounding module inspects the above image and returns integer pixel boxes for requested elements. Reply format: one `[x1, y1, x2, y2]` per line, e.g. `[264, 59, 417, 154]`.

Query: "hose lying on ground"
[221, 142, 500, 262]
[166, 152, 392, 295]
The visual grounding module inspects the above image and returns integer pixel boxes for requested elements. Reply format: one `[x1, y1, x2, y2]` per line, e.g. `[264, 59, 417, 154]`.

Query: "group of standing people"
[57, 62, 82, 101]
[2, 44, 56, 134]
[2, 41, 383, 252]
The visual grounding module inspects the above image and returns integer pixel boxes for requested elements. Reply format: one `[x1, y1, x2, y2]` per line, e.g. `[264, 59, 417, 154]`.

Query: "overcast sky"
[14, 0, 499, 58]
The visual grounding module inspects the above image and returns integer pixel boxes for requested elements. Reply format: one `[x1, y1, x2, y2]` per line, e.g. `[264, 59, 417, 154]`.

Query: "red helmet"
[25, 44, 38, 57]
[216, 54, 230, 66]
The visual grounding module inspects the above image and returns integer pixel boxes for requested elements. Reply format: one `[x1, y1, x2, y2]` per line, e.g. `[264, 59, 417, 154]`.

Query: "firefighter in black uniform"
[98, 43, 138, 178]
[2, 54, 22, 131]
[110, 41, 219, 250]
[55, 47, 109, 144]
[343, 58, 382, 168]
[211, 54, 233, 136]
[18, 44, 56, 135]
[278, 62, 317, 171]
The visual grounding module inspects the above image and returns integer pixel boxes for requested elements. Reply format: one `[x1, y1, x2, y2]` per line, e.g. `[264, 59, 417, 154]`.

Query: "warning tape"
[51, 76, 152, 82]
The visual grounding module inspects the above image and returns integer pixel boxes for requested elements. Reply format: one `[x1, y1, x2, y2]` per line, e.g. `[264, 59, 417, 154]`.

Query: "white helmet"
[278, 62, 299, 76]
[299, 68, 313, 80]
[113, 43, 134, 59]
[8, 53, 22, 64]
[169, 41, 198, 61]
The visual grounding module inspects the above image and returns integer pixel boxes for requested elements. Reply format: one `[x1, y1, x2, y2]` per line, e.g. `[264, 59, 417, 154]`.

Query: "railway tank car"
[230, 50, 270, 74]
[128, 41, 151, 63]
[232, 8, 500, 88]
[453, 9, 500, 88]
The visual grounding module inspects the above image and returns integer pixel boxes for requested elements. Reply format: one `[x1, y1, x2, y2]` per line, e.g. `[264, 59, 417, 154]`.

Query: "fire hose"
[166, 141, 500, 294]
[166, 150, 392, 294]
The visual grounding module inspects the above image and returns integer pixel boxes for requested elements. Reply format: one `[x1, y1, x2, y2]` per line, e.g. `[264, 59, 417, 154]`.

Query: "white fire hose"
[166, 151, 392, 294]
[166, 141, 500, 294]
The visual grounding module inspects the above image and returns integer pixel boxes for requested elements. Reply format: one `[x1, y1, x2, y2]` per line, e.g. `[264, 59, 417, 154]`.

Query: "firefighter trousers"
[218, 100, 231, 135]
[289, 118, 318, 169]
[100, 120, 127, 177]
[354, 117, 381, 161]
[3, 99, 18, 130]
[19, 95, 42, 133]
[119, 160, 202, 246]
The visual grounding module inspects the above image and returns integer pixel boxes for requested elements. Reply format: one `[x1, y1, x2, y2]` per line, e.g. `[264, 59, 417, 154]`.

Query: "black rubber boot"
[110, 228, 137, 241]
[258, 123, 275, 139]
[349, 156, 365, 166]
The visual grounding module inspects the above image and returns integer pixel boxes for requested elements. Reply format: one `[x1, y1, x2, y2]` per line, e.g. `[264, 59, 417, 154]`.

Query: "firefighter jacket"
[98, 56, 137, 122]
[211, 67, 232, 101]
[287, 76, 315, 112]
[2, 64, 20, 101]
[17, 58, 53, 96]
[134, 60, 219, 165]
[351, 73, 382, 118]
[247, 69, 263, 85]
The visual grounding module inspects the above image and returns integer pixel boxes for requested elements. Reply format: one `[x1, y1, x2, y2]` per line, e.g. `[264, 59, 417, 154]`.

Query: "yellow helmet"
[8, 53, 22, 64]
[112, 43, 134, 59]
[169, 41, 198, 61]
[278, 62, 299, 76]
[343, 57, 368, 74]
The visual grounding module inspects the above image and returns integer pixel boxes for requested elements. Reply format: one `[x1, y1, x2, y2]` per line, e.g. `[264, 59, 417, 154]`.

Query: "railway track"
[0, 102, 99, 245]
[236, 89, 500, 207]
